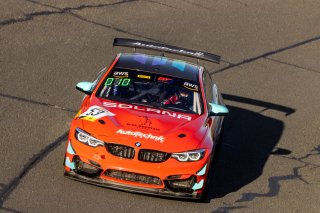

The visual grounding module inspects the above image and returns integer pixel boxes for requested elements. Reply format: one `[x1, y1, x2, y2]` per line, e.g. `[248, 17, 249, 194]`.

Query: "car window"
[91, 67, 107, 91]
[96, 69, 203, 115]
[203, 70, 214, 106]
[212, 83, 219, 104]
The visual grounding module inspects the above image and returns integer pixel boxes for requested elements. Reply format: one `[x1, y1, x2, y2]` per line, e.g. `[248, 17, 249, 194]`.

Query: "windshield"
[97, 69, 203, 114]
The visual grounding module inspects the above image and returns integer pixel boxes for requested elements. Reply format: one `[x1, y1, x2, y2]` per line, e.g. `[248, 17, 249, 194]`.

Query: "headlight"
[75, 128, 104, 147]
[171, 149, 205, 162]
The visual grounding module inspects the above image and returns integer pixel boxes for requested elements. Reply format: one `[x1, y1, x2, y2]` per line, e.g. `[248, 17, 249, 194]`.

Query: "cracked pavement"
[1, 0, 319, 212]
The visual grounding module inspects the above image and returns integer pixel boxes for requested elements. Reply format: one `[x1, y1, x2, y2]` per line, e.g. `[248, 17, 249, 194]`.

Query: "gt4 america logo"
[79, 106, 115, 122]
[103, 102, 192, 121]
[116, 129, 165, 143]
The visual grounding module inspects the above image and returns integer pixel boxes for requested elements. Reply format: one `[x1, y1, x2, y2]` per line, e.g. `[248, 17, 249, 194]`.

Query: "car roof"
[115, 53, 201, 82]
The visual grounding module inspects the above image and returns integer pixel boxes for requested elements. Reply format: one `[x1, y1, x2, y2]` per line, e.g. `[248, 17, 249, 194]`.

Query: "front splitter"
[64, 171, 201, 200]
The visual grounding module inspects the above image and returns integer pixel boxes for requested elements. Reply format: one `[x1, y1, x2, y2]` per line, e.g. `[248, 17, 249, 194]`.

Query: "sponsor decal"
[133, 42, 205, 57]
[183, 82, 198, 91]
[103, 102, 192, 121]
[113, 71, 128, 77]
[137, 74, 151, 79]
[126, 116, 160, 131]
[126, 123, 160, 131]
[116, 129, 165, 143]
[139, 116, 151, 126]
[79, 106, 115, 122]
[158, 77, 173, 82]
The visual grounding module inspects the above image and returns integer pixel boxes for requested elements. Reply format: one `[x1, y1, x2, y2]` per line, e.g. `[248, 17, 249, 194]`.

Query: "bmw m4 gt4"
[64, 38, 229, 200]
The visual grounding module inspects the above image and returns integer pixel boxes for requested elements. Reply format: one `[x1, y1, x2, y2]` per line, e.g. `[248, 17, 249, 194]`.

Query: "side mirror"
[208, 103, 229, 116]
[76, 82, 94, 95]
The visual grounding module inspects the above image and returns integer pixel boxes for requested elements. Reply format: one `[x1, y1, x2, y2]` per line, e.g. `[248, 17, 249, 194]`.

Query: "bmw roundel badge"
[135, 142, 141, 147]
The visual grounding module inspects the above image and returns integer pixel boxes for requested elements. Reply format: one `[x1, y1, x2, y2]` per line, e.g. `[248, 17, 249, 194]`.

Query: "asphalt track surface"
[1, 0, 320, 212]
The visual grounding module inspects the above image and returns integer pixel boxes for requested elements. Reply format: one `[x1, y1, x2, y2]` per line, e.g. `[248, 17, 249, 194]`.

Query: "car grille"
[104, 169, 162, 185]
[138, 149, 170, 163]
[106, 143, 135, 159]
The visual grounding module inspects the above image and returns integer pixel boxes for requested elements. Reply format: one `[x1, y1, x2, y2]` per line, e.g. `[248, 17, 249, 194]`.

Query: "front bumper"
[64, 170, 202, 199]
[64, 136, 211, 200]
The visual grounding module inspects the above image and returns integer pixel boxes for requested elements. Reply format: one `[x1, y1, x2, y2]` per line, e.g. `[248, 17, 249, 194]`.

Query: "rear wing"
[113, 38, 220, 64]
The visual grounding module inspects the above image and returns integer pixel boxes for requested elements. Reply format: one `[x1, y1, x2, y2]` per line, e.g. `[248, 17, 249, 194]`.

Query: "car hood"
[77, 97, 208, 152]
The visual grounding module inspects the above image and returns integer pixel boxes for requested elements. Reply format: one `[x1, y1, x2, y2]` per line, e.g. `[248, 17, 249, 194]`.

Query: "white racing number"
[79, 106, 115, 122]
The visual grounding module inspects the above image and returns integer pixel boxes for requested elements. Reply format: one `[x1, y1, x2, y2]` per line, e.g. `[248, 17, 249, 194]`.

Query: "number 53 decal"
[79, 106, 115, 122]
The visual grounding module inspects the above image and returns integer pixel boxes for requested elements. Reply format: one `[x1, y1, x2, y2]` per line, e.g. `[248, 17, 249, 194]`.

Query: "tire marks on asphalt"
[265, 57, 320, 74]
[0, 93, 77, 113]
[236, 165, 309, 202]
[211, 145, 320, 212]
[0, 0, 138, 27]
[211, 35, 320, 75]
[0, 93, 74, 207]
[0, 132, 68, 207]
[0, 206, 25, 213]
[0, 0, 170, 42]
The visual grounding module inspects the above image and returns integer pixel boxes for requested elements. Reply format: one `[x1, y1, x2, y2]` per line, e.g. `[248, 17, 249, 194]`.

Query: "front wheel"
[199, 150, 215, 201]
[200, 126, 225, 201]
[213, 125, 225, 160]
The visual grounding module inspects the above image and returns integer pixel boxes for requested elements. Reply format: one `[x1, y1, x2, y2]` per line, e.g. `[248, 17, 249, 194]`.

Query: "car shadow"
[203, 94, 295, 202]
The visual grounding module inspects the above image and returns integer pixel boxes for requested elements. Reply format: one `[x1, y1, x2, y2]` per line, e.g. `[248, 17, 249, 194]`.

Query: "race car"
[64, 38, 229, 199]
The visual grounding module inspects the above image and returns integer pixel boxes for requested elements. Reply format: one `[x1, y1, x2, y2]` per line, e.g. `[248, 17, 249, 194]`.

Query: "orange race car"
[64, 38, 229, 199]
